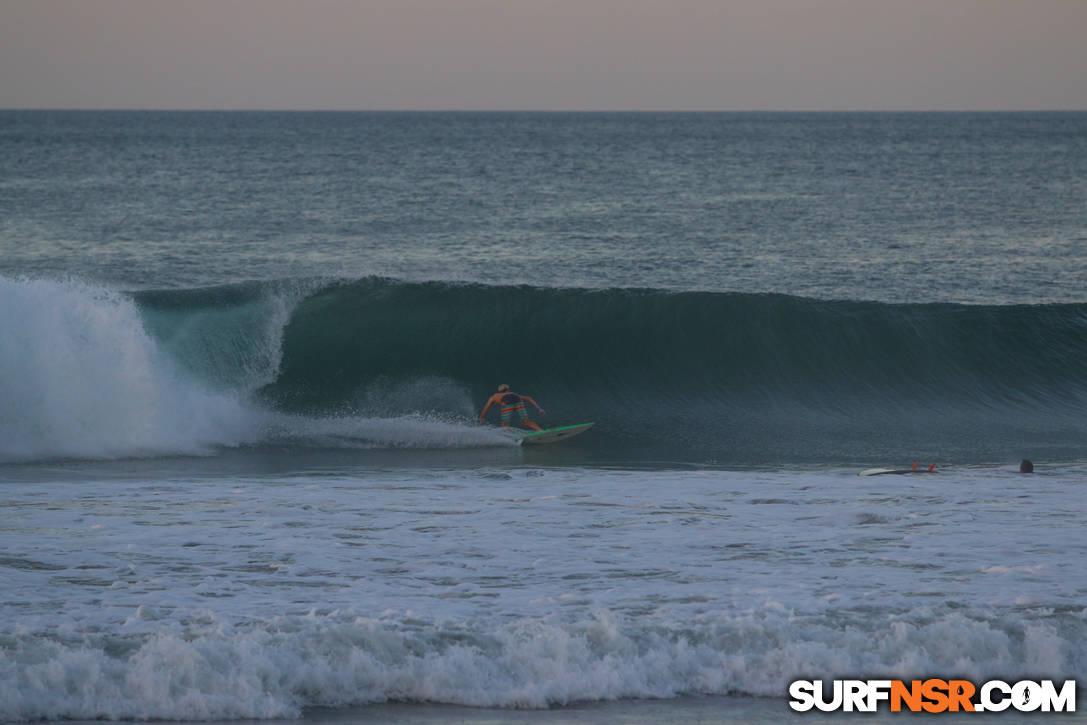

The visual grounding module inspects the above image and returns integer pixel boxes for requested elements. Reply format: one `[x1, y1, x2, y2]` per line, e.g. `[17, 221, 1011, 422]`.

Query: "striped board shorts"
[501, 403, 529, 424]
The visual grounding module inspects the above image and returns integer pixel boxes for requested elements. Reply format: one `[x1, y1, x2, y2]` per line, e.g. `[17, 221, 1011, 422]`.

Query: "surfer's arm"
[478, 396, 496, 422]
[521, 395, 545, 414]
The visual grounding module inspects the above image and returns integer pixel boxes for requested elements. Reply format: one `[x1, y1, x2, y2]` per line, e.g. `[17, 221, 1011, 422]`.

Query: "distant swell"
[4, 274, 1087, 465]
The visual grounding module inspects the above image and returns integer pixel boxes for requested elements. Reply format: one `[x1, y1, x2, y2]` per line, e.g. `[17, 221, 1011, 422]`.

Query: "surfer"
[479, 384, 545, 431]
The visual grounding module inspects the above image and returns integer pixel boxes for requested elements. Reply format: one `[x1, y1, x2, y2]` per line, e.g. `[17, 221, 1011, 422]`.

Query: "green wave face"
[134, 278, 1087, 464]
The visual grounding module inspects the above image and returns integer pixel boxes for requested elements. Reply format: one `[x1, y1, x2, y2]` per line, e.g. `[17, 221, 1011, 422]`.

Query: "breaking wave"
[4, 274, 1087, 464]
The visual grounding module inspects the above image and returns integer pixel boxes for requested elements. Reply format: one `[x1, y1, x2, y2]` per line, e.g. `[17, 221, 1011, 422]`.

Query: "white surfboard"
[519, 422, 595, 446]
[859, 464, 937, 477]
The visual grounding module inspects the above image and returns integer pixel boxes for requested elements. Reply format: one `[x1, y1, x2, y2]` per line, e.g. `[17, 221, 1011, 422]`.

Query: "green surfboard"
[519, 422, 595, 445]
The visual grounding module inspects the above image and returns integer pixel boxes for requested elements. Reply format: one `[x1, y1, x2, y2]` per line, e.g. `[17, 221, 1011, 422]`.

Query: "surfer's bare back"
[479, 384, 545, 431]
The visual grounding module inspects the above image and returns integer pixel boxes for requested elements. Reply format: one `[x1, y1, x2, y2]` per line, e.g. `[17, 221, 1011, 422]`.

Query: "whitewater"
[2, 111, 1087, 723]
[0, 276, 514, 464]
[5, 464, 1086, 721]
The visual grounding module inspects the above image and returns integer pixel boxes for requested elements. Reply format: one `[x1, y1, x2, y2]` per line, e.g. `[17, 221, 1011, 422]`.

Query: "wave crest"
[6, 275, 1087, 464]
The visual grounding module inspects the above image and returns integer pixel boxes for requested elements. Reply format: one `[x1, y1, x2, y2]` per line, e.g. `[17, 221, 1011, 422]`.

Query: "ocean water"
[2, 111, 1087, 722]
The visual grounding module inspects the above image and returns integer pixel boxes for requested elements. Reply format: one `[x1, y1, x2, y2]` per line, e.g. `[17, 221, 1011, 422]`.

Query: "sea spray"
[0, 276, 513, 462]
[0, 276, 255, 461]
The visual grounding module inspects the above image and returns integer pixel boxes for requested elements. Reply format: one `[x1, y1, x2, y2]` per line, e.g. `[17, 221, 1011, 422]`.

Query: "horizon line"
[3, 107, 1085, 114]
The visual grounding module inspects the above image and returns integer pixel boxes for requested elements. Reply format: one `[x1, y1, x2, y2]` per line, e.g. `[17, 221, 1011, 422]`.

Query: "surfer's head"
[497, 384, 510, 392]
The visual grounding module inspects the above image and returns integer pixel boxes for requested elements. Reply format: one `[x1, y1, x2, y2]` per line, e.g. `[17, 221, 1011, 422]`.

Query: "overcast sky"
[2, 0, 1085, 111]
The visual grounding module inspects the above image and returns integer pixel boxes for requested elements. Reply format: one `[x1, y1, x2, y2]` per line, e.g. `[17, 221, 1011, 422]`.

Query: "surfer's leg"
[516, 405, 540, 431]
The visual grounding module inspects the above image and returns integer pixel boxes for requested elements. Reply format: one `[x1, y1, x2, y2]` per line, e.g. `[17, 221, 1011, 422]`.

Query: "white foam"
[2, 608, 1083, 721]
[263, 412, 516, 450]
[4, 465, 1087, 721]
[0, 276, 514, 462]
[0, 276, 256, 462]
